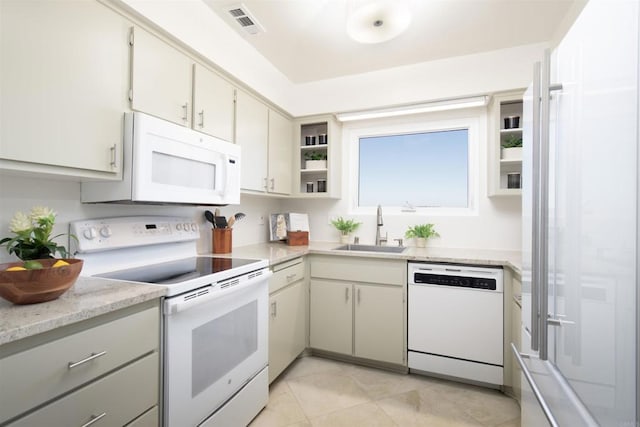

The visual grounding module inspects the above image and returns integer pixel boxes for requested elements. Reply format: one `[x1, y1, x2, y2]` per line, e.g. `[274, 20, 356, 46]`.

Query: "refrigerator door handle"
[531, 60, 542, 353]
[511, 343, 560, 427]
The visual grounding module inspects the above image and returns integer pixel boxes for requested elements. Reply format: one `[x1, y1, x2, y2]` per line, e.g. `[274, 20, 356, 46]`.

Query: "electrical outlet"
[257, 215, 265, 226]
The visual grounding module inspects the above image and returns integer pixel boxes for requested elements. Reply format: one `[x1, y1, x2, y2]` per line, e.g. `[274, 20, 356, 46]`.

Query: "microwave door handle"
[222, 154, 231, 197]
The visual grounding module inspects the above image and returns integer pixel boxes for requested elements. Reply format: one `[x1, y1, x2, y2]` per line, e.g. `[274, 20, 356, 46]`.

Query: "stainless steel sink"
[333, 244, 406, 254]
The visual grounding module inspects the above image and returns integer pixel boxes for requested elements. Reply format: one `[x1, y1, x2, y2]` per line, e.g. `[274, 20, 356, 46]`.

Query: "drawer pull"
[68, 351, 107, 369]
[286, 274, 297, 282]
[81, 412, 106, 427]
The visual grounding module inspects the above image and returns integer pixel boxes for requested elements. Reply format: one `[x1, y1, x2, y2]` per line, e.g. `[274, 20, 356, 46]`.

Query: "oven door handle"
[164, 270, 272, 315]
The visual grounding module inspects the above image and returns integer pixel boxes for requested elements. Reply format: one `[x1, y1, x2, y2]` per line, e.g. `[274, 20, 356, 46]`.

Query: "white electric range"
[71, 216, 271, 427]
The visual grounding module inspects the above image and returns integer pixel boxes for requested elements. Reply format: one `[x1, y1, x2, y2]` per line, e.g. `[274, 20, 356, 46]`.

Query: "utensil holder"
[212, 228, 232, 253]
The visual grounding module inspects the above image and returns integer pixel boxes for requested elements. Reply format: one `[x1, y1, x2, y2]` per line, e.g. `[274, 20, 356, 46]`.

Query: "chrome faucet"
[375, 205, 386, 245]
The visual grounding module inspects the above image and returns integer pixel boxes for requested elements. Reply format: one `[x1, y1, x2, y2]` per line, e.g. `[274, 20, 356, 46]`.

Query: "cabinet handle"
[271, 301, 277, 317]
[80, 412, 107, 427]
[109, 144, 117, 168]
[263, 177, 268, 189]
[286, 274, 297, 282]
[198, 110, 205, 128]
[68, 351, 107, 369]
[182, 102, 189, 122]
[345, 287, 349, 302]
[357, 288, 361, 304]
[270, 178, 275, 190]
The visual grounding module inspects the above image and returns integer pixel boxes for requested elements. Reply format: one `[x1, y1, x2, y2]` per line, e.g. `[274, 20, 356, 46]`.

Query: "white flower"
[29, 206, 56, 222]
[9, 211, 32, 233]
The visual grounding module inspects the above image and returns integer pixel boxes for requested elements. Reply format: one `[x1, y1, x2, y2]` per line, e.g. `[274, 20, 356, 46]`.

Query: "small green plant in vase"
[501, 134, 523, 160]
[304, 151, 327, 170]
[331, 217, 361, 244]
[405, 223, 439, 248]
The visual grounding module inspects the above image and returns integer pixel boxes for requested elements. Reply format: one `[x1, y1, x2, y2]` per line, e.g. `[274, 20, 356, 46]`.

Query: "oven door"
[163, 273, 269, 427]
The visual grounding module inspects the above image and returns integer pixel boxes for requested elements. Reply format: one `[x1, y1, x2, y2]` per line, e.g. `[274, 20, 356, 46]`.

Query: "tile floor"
[250, 356, 521, 427]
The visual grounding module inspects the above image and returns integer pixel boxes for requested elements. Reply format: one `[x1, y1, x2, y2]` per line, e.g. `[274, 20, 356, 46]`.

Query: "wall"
[0, 174, 281, 263]
[281, 108, 522, 251]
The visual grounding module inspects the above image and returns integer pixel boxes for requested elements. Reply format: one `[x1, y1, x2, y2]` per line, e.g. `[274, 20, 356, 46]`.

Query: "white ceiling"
[203, 0, 577, 84]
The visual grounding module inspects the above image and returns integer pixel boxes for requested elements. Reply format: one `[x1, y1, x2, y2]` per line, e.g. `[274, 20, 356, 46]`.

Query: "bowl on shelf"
[0, 258, 83, 305]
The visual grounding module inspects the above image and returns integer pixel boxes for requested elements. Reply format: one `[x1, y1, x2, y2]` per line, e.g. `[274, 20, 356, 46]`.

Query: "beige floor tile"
[345, 363, 438, 400]
[376, 388, 485, 427]
[455, 385, 521, 426]
[280, 356, 350, 381]
[249, 386, 308, 427]
[287, 371, 371, 418]
[309, 402, 397, 427]
[495, 418, 522, 427]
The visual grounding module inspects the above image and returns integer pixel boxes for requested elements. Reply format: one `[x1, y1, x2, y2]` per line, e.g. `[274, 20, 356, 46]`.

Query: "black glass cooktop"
[95, 257, 260, 285]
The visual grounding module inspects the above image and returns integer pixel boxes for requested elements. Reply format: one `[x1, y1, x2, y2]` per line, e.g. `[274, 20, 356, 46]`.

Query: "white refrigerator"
[516, 0, 639, 426]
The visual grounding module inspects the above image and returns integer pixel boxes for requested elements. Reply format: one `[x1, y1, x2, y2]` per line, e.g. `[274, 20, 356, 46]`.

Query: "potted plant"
[0, 206, 73, 261]
[304, 151, 327, 170]
[331, 216, 361, 244]
[405, 223, 439, 248]
[501, 134, 523, 160]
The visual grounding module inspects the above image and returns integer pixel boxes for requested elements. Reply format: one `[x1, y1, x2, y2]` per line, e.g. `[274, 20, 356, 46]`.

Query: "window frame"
[347, 115, 480, 217]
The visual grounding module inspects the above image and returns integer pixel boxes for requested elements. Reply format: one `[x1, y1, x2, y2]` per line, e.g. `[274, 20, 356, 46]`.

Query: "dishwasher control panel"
[408, 262, 503, 292]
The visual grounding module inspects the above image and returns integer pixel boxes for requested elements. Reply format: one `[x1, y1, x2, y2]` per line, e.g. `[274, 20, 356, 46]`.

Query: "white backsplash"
[0, 174, 281, 263]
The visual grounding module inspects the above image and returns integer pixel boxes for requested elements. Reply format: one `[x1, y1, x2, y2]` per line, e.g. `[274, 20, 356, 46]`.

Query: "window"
[358, 128, 470, 208]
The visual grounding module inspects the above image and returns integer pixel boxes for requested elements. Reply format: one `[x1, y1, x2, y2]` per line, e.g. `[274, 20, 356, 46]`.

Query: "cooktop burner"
[95, 257, 260, 285]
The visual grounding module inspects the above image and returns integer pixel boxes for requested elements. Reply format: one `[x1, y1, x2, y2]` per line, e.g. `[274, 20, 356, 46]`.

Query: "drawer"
[310, 256, 405, 286]
[125, 406, 159, 427]
[270, 258, 305, 294]
[0, 306, 159, 424]
[8, 352, 159, 427]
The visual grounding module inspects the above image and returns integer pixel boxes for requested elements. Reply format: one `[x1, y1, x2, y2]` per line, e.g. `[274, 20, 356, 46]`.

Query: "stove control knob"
[183, 222, 190, 231]
[176, 223, 182, 231]
[83, 227, 97, 240]
[191, 223, 198, 232]
[99, 226, 112, 238]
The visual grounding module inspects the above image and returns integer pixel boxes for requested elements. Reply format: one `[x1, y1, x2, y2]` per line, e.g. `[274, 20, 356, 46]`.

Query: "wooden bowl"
[0, 259, 83, 305]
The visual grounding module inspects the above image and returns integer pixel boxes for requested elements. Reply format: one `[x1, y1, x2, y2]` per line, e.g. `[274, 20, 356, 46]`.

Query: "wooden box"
[287, 231, 309, 246]
[212, 228, 232, 253]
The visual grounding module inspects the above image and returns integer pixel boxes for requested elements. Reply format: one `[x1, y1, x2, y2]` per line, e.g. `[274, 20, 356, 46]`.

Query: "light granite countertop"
[223, 241, 522, 274]
[0, 241, 520, 347]
[0, 277, 166, 346]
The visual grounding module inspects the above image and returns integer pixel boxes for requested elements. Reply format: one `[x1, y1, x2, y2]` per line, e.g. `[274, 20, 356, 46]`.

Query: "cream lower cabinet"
[309, 256, 406, 366]
[0, 0, 130, 178]
[0, 300, 160, 426]
[269, 258, 307, 383]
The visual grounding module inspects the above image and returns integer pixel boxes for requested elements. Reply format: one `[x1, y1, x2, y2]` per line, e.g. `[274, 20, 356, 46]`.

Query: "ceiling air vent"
[225, 4, 265, 35]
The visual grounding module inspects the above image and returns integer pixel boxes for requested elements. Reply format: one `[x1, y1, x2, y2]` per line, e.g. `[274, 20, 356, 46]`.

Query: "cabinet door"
[267, 110, 292, 195]
[193, 63, 234, 142]
[131, 26, 192, 126]
[235, 89, 268, 192]
[309, 280, 352, 355]
[0, 0, 129, 176]
[354, 284, 404, 365]
[269, 280, 306, 383]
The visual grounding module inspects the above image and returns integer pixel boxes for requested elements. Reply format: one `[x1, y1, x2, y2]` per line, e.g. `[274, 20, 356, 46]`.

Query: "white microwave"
[82, 112, 240, 206]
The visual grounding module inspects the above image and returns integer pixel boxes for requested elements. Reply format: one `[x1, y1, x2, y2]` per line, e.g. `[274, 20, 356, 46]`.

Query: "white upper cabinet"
[0, 0, 130, 178]
[130, 26, 193, 127]
[192, 63, 235, 142]
[235, 89, 269, 192]
[267, 110, 293, 195]
[236, 89, 293, 195]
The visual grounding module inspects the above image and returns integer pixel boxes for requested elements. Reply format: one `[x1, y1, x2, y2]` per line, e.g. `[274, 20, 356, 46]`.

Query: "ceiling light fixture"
[335, 96, 490, 122]
[346, 0, 412, 44]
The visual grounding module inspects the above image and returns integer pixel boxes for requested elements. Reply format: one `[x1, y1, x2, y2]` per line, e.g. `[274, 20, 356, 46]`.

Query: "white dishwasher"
[407, 262, 504, 386]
